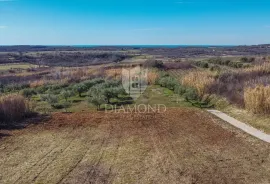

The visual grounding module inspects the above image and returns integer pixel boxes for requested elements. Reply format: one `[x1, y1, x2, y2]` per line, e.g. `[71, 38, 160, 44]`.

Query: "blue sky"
[0, 0, 270, 45]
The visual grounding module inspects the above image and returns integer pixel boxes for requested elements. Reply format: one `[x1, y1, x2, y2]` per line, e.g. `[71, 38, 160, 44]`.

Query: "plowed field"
[0, 108, 269, 184]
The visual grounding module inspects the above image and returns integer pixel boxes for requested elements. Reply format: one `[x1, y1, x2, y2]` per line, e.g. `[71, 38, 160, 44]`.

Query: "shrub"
[40, 94, 58, 106]
[4, 83, 30, 92]
[163, 62, 194, 70]
[51, 103, 64, 109]
[183, 88, 198, 101]
[36, 85, 49, 94]
[240, 57, 249, 63]
[144, 60, 164, 69]
[174, 85, 186, 95]
[83, 78, 105, 90]
[240, 57, 255, 63]
[223, 60, 231, 65]
[195, 61, 209, 68]
[22, 88, 37, 99]
[0, 95, 30, 124]
[158, 76, 178, 90]
[210, 65, 221, 71]
[208, 57, 222, 65]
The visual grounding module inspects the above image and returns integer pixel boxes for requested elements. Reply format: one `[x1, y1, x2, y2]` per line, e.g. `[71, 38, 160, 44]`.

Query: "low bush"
[183, 88, 198, 101]
[83, 78, 105, 90]
[51, 103, 65, 109]
[158, 76, 178, 90]
[143, 60, 164, 69]
[174, 85, 186, 96]
[163, 62, 194, 70]
[4, 83, 30, 92]
[195, 61, 209, 68]
[40, 94, 59, 107]
[0, 95, 31, 124]
[22, 88, 37, 99]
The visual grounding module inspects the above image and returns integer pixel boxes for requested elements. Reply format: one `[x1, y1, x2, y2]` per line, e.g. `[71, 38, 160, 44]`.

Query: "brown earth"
[0, 108, 269, 184]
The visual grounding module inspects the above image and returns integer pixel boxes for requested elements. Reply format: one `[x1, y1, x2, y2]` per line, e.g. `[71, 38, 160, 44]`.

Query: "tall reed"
[182, 71, 215, 97]
[0, 94, 30, 123]
[244, 85, 270, 114]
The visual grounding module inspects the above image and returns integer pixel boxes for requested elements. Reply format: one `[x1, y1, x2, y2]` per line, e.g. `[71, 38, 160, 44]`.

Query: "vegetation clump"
[244, 85, 270, 114]
[0, 94, 31, 124]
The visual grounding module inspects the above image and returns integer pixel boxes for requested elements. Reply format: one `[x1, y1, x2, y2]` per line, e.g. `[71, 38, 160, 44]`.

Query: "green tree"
[61, 90, 73, 102]
[73, 84, 87, 97]
[40, 94, 59, 107]
[88, 95, 106, 111]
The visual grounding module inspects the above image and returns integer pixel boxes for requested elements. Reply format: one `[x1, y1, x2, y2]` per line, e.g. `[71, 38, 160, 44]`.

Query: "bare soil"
[0, 108, 269, 184]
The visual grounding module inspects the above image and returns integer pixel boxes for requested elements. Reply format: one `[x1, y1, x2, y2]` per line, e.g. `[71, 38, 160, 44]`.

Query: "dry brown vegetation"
[147, 70, 158, 85]
[181, 70, 215, 97]
[0, 109, 269, 184]
[0, 94, 30, 123]
[244, 85, 270, 114]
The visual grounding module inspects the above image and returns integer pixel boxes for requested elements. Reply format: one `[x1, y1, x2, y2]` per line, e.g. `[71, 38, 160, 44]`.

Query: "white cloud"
[0, 26, 7, 29]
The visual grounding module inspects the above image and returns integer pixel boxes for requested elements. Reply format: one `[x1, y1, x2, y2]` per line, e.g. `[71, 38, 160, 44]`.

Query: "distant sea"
[44, 45, 237, 48]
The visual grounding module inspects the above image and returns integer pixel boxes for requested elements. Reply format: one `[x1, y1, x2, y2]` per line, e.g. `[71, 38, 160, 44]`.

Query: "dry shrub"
[244, 85, 270, 114]
[0, 94, 30, 123]
[163, 62, 194, 70]
[182, 71, 215, 97]
[148, 70, 158, 85]
[30, 80, 46, 88]
[243, 62, 270, 75]
[105, 68, 122, 79]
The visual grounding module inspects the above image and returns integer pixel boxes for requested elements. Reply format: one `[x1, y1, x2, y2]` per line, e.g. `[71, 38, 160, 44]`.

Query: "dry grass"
[29, 80, 46, 88]
[243, 62, 270, 74]
[105, 68, 122, 79]
[147, 70, 158, 85]
[0, 94, 30, 123]
[244, 85, 270, 114]
[182, 71, 215, 97]
[0, 109, 269, 184]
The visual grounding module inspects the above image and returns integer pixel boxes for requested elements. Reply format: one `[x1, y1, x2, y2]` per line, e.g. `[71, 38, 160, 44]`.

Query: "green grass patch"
[0, 63, 37, 71]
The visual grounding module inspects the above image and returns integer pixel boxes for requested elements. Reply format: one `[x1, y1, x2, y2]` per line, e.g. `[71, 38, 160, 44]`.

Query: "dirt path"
[0, 108, 269, 184]
[208, 110, 270, 143]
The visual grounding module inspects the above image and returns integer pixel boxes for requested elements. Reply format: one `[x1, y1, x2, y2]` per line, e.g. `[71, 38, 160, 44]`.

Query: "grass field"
[0, 63, 38, 71]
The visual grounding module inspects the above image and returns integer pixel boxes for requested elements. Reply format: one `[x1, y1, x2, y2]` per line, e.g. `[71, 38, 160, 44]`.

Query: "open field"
[0, 108, 269, 184]
[0, 63, 38, 71]
[0, 46, 270, 184]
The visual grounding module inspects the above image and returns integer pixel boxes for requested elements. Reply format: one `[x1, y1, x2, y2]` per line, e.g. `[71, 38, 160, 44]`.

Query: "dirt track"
[0, 108, 269, 184]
